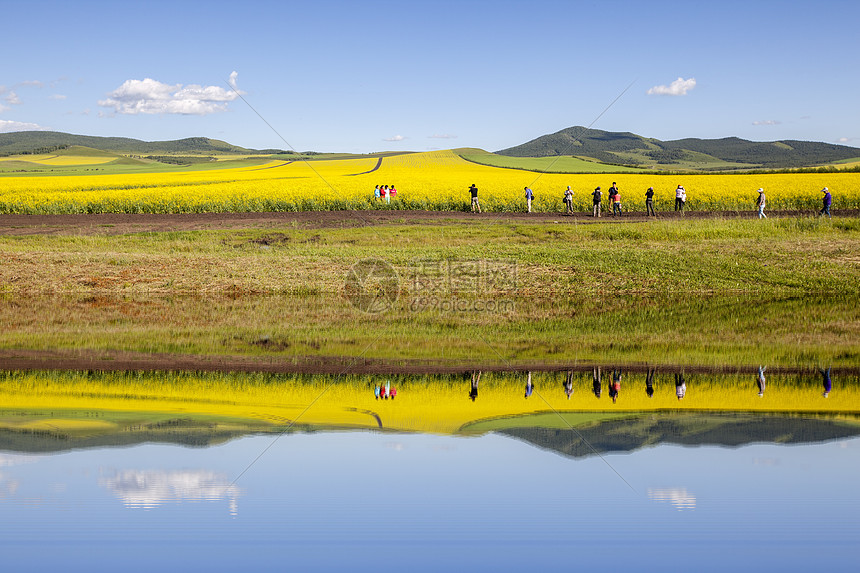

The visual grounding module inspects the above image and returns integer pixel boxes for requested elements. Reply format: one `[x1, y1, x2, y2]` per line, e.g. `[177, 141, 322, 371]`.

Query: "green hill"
[497, 126, 860, 171]
[0, 131, 283, 156]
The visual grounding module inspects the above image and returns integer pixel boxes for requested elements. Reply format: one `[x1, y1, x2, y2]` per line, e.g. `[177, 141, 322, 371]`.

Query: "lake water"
[1, 370, 858, 572]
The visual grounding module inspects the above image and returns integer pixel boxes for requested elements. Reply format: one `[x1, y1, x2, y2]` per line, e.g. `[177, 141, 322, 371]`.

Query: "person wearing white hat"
[819, 187, 832, 218]
[756, 188, 767, 219]
[674, 185, 686, 213]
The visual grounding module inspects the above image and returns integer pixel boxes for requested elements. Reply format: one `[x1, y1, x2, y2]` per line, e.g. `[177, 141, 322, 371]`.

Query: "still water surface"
[2, 421, 859, 570]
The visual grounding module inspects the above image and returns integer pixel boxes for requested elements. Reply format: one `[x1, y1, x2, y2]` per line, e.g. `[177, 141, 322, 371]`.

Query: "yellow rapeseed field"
[0, 150, 857, 213]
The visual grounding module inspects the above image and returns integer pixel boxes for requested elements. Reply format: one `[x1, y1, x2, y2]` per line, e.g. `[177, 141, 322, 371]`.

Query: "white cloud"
[18, 80, 43, 88]
[0, 119, 49, 132]
[98, 71, 242, 115]
[752, 120, 781, 126]
[837, 137, 857, 143]
[49, 94, 67, 100]
[647, 77, 697, 96]
[383, 135, 406, 142]
[3, 91, 21, 105]
[428, 134, 457, 139]
[228, 71, 240, 91]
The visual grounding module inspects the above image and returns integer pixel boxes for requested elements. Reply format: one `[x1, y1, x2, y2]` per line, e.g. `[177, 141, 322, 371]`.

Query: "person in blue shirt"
[819, 187, 832, 218]
[524, 187, 534, 213]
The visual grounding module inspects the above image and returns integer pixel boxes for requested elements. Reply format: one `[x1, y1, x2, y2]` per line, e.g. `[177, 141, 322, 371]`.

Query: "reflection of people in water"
[608, 369, 621, 403]
[757, 366, 766, 397]
[390, 386, 397, 400]
[384, 380, 391, 400]
[469, 371, 481, 402]
[564, 371, 574, 400]
[820, 367, 832, 398]
[645, 368, 656, 399]
[592, 367, 602, 398]
[524, 371, 534, 398]
[675, 372, 686, 400]
[374, 384, 381, 400]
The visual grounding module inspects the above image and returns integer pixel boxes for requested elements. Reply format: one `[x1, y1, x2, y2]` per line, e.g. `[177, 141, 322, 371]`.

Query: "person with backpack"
[468, 184, 481, 213]
[563, 186, 574, 215]
[592, 186, 602, 217]
[612, 188, 622, 216]
[524, 187, 534, 213]
[645, 187, 656, 216]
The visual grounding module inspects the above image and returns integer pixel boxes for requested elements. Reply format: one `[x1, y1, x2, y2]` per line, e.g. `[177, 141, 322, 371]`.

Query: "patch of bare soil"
[0, 348, 846, 375]
[1, 209, 853, 236]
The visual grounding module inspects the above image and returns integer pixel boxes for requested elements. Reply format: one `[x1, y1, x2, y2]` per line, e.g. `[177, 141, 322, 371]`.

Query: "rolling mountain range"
[0, 131, 283, 156]
[497, 126, 860, 170]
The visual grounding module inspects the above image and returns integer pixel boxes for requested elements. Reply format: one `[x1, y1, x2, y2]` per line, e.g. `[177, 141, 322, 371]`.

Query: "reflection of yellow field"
[1, 371, 855, 435]
[14, 419, 117, 432]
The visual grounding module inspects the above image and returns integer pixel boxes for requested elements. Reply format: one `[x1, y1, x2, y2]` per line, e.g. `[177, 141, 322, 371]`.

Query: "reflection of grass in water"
[1, 370, 856, 436]
[1, 294, 859, 367]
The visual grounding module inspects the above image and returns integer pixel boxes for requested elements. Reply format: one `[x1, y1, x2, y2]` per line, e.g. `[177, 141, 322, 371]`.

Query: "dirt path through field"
[0, 348, 845, 375]
[0, 209, 848, 236]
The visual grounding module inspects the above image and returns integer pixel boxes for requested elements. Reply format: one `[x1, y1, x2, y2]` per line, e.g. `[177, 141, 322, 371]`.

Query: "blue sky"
[2, 0, 858, 153]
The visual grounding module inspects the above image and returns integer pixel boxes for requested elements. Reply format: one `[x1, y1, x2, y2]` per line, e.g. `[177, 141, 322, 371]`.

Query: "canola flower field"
[0, 150, 857, 214]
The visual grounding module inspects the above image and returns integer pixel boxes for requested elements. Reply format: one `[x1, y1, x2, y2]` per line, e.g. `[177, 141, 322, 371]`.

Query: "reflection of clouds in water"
[100, 470, 241, 515]
[753, 458, 781, 467]
[648, 487, 696, 510]
[0, 453, 41, 468]
[0, 472, 20, 498]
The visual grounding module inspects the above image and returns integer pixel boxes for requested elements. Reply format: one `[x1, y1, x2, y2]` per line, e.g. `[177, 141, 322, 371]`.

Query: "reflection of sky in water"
[0, 433, 858, 571]
[647, 487, 696, 510]
[100, 469, 240, 515]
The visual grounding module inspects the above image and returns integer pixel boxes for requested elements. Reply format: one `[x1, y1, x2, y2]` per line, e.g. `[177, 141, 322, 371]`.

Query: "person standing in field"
[468, 184, 481, 213]
[592, 186, 602, 217]
[524, 187, 534, 213]
[675, 185, 686, 213]
[564, 186, 574, 214]
[374, 185, 381, 201]
[608, 182, 619, 214]
[645, 187, 656, 216]
[612, 188, 622, 216]
[819, 187, 832, 218]
[383, 185, 391, 205]
[756, 188, 767, 219]
[389, 184, 397, 201]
